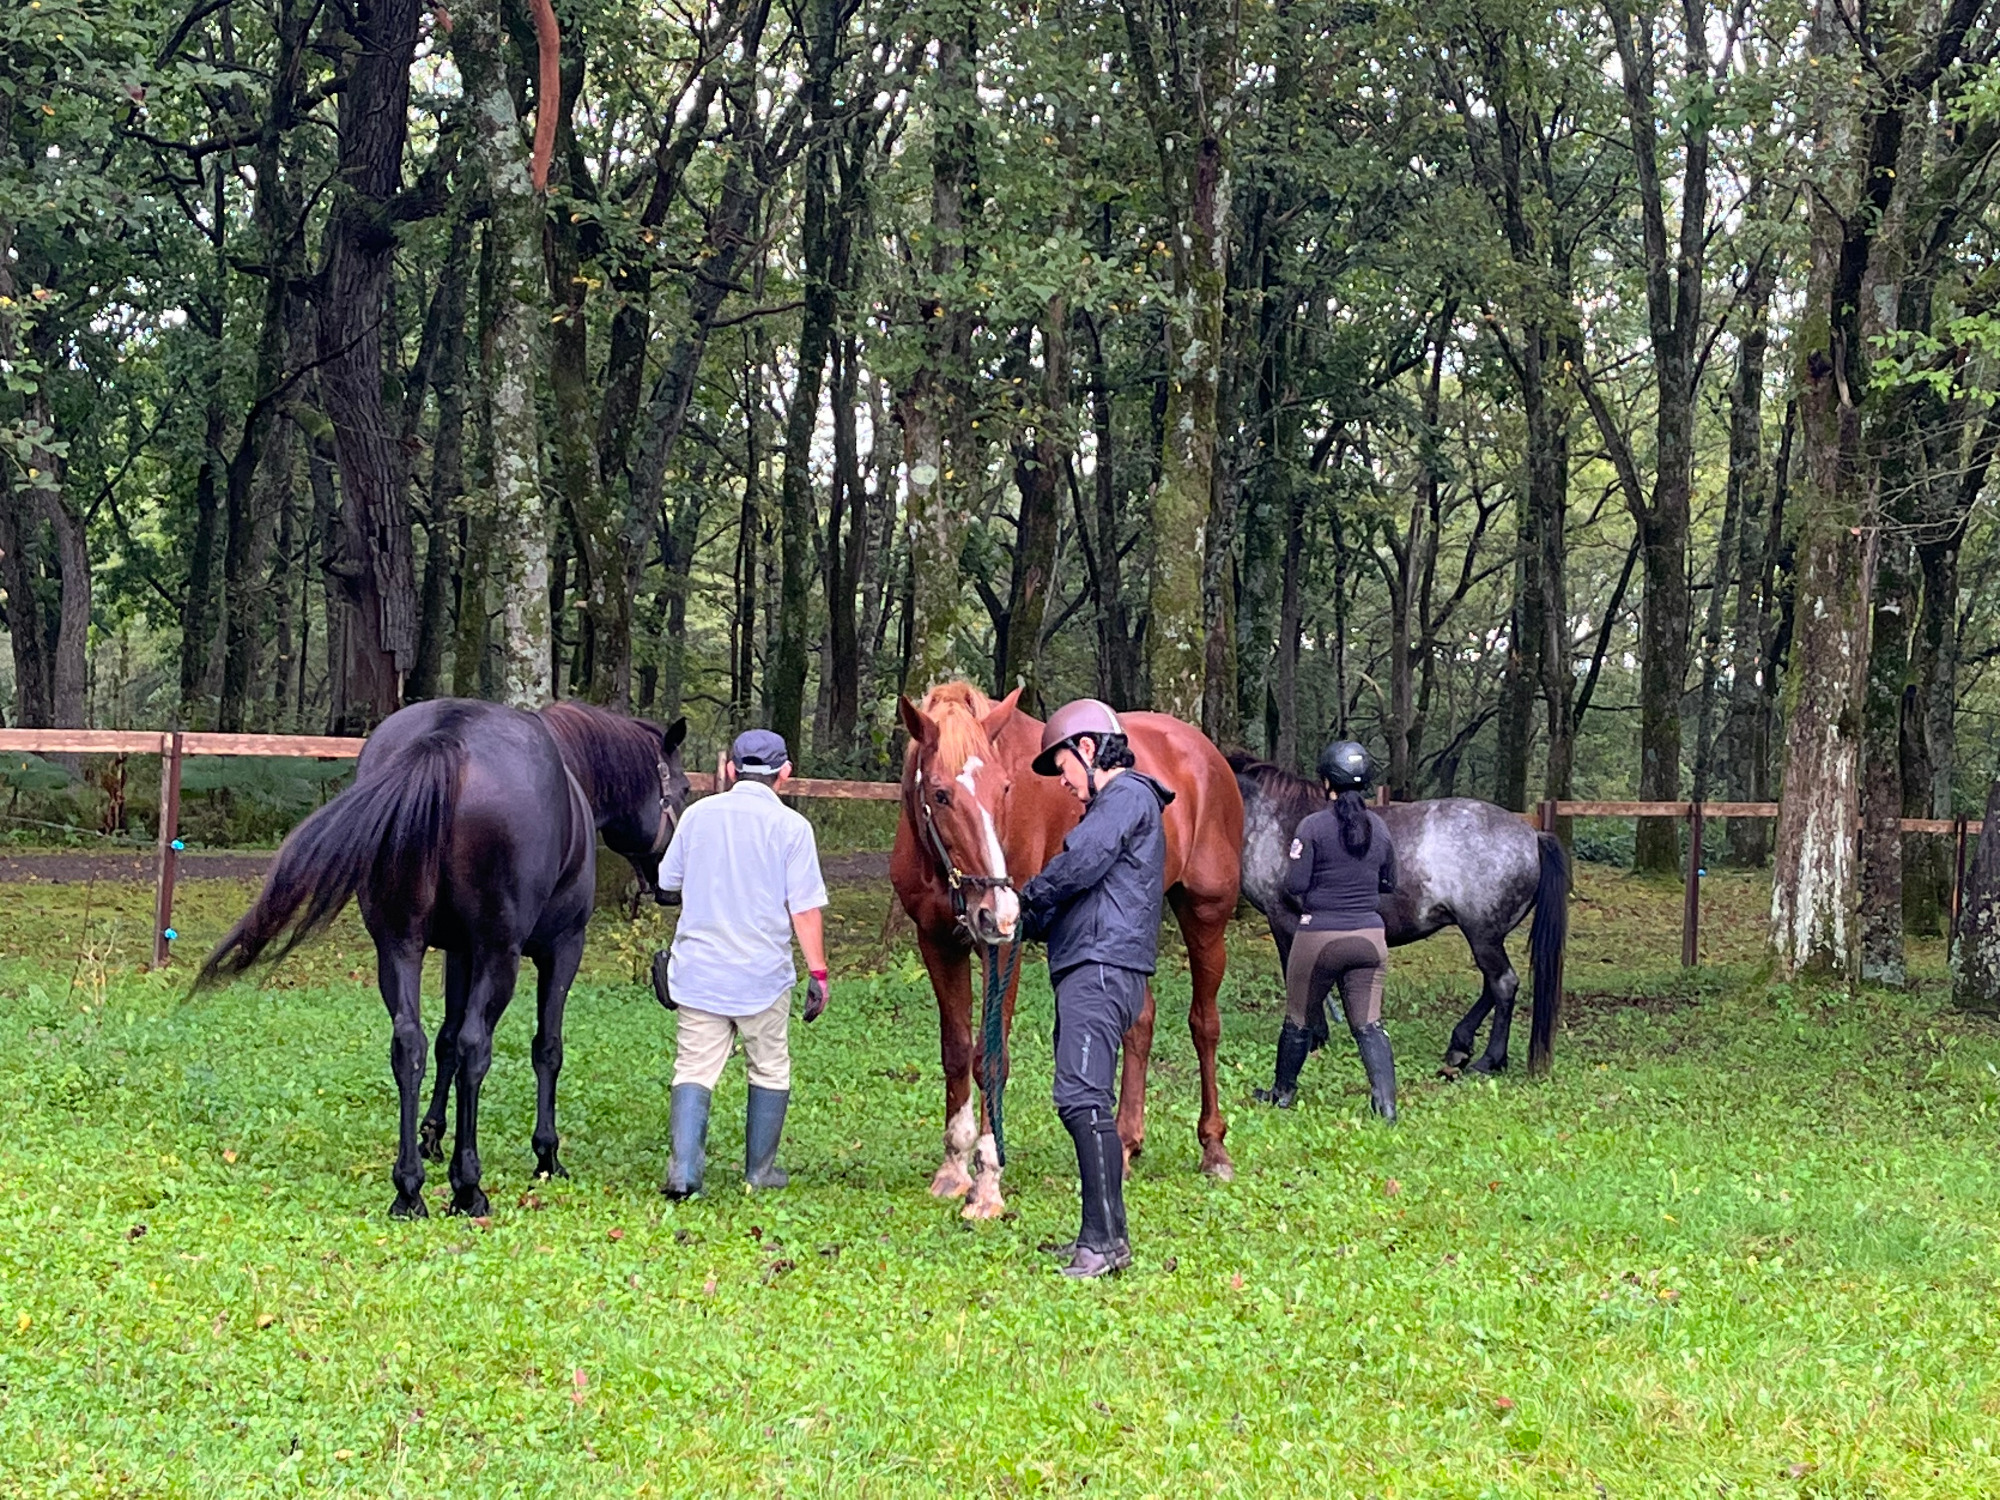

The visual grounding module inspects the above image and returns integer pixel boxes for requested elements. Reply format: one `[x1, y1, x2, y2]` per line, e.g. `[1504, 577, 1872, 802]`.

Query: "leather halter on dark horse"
[890, 681, 1245, 1221]
[1227, 751, 1568, 1078]
[196, 699, 690, 1219]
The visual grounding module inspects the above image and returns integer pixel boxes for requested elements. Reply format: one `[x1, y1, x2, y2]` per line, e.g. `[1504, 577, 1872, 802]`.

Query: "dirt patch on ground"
[0, 850, 276, 884]
[0, 847, 894, 886]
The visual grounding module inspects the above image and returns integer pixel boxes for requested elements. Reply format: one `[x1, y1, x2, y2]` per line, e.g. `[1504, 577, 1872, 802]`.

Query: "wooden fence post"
[1682, 801, 1703, 968]
[152, 731, 184, 969]
[1954, 817, 1971, 934]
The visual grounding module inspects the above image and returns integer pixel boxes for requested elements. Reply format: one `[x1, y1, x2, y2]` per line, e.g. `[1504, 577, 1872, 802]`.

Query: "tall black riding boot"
[1353, 1023, 1398, 1123]
[663, 1084, 711, 1199]
[1254, 1021, 1314, 1109]
[1057, 1106, 1131, 1278]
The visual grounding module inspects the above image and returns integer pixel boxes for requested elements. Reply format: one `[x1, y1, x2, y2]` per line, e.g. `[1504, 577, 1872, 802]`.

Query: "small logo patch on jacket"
[1289, 838, 1303, 860]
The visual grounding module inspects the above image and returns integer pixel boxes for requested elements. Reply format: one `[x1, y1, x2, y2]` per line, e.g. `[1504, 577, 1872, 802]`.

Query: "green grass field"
[5, 862, 2000, 1496]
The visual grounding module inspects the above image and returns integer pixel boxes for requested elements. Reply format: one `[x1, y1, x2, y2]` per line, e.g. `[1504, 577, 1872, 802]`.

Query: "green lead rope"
[979, 939, 1021, 1167]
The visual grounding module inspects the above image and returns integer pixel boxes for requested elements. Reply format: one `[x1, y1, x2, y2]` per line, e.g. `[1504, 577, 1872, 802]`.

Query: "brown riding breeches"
[1285, 925, 1389, 1031]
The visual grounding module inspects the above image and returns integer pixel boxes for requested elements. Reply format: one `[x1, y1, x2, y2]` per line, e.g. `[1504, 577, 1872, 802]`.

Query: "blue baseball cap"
[731, 729, 790, 772]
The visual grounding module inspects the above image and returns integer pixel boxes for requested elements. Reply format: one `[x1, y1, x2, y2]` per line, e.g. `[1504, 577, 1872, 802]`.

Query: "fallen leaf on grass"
[607, 1228, 624, 1242]
[127, 1224, 147, 1241]
[16, 1312, 29, 1332]
[223, 1150, 238, 1165]
[702, 1275, 718, 1296]
[1494, 1396, 1515, 1411]
[571, 1369, 588, 1408]
[1789, 1463, 1817, 1479]
[517, 1192, 543, 1211]
[255, 1313, 276, 1330]
[1383, 1178, 1402, 1197]
[1229, 1273, 1245, 1290]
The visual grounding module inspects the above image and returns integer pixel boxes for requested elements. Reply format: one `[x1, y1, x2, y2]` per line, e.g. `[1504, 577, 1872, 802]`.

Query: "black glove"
[650, 950, 676, 1011]
[1018, 887, 1053, 943]
[804, 969, 830, 1023]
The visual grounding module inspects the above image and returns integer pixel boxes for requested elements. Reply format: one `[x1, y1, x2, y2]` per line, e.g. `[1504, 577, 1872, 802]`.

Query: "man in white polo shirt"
[652, 729, 830, 1199]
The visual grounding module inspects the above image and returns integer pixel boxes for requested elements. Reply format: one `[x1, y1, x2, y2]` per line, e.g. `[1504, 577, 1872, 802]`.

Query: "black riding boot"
[663, 1084, 711, 1199]
[1057, 1106, 1131, 1278]
[1254, 1021, 1314, 1109]
[744, 1085, 790, 1189]
[1353, 1023, 1397, 1123]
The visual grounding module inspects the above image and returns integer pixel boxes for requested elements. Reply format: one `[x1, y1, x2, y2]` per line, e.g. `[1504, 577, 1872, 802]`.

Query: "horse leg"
[447, 946, 521, 1217]
[1114, 983, 1157, 1174]
[420, 949, 467, 1162]
[378, 941, 430, 1219]
[919, 929, 980, 1204]
[963, 945, 1026, 1220]
[1176, 889, 1235, 1180]
[530, 930, 585, 1179]
[1467, 935, 1520, 1074]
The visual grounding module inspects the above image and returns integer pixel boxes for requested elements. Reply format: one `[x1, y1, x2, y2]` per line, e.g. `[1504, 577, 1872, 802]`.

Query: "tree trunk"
[1952, 778, 2000, 1011]
[901, 8, 978, 696]
[1723, 263, 1777, 864]
[314, 0, 423, 729]
[1002, 306, 1068, 714]
[456, 0, 551, 709]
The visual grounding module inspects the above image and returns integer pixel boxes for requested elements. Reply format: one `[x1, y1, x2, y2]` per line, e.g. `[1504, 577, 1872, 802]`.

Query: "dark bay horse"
[198, 699, 688, 1217]
[1228, 752, 1567, 1075]
[892, 683, 1244, 1218]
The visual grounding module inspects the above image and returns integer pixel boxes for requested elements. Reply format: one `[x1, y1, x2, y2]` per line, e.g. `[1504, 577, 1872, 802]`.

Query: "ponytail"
[1334, 787, 1373, 857]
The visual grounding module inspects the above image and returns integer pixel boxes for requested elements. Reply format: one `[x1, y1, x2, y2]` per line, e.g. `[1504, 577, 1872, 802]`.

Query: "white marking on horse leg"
[930, 1099, 975, 1199]
[962, 1131, 1007, 1219]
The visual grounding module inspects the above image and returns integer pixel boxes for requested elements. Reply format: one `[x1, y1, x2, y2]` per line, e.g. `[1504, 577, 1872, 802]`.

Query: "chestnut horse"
[891, 682, 1244, 1218]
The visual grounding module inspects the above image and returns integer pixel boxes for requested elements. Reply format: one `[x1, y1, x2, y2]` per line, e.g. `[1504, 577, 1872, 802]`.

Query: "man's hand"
[650, 950, 677, 1011]
[804, 968, 830, 1022]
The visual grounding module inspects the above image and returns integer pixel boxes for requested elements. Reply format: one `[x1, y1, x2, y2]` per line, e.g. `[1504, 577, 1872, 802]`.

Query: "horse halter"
[919, 794, 1014, 938]
[649, 758, 680, 855]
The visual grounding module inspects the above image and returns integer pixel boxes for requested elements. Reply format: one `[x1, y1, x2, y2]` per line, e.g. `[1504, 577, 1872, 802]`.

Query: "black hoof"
[1253, 1086, 1297, 1109]
[1468, 1055, 1507, 1075]
[536, 1158, 570, 1181]
[449, 1190, 491, 1217]
[1442, 1048, 1472, 1071]
[390, 1193, 429, 1220]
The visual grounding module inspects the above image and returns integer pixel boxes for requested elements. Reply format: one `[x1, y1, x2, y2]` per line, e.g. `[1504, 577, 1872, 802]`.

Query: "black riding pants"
[1051, 962, 1149, 1114]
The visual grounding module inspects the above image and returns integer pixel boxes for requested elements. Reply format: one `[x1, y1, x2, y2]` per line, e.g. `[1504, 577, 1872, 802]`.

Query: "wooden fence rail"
[2, 729, 1979, 971]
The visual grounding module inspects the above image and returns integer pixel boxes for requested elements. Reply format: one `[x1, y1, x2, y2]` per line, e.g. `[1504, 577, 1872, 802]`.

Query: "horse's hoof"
[449, 1190, 491, 1218]
[929, 1161, 973, 1199]
[1441, 1048, 1472, 1071]
[960, 1192, 1007, 1221]
[1201, 1149, 1235, 1182]
[1468, 1056, 1507, 1075]
[536, 1159, 570, 1181]
[389, 1193, 429, 1220]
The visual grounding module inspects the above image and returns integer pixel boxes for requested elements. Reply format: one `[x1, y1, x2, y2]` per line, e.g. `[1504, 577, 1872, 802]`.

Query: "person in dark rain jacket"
[1018, 699, 1174, 1279]
[1255, 739, 1400, 1120]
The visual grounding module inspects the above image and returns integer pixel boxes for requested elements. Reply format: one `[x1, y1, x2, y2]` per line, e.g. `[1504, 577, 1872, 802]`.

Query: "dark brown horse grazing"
[891, 682, 1244, 1218]
[197, 699, 689, 1218]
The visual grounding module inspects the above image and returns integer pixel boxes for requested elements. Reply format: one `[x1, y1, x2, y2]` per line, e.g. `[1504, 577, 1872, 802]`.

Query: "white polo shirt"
[657, 779, 829, 1016]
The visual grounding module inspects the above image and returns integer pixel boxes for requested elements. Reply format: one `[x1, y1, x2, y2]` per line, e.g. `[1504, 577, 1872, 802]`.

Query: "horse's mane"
[919, 681, 997, 774]
[539, 701, 664, 809]
[1224, 748, 1328, 825]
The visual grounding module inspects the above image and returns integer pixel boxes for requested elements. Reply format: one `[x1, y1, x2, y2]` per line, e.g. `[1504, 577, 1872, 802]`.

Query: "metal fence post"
[1682, 801, 1703, 968]
[152, 731, 184, 969]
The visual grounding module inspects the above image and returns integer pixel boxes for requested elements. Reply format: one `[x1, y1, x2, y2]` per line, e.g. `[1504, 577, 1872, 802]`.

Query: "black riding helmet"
[1316, 739, 1373, 791]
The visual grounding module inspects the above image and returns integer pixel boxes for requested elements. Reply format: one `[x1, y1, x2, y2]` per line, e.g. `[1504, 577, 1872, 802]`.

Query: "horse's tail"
[196, 731, 463, 987]
[1527, 831, 1569, 1074]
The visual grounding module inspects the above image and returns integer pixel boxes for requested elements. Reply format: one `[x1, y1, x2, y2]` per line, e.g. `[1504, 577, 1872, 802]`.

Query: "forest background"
[7, 0, 2000, 983]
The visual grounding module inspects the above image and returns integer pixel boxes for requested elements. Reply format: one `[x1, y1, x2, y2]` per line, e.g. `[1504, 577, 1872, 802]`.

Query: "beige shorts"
[672, 994, 791, 1090]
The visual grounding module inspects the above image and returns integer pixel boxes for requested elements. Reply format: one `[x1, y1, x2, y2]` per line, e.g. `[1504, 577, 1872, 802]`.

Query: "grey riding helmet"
[1316, 739, 1373, 791]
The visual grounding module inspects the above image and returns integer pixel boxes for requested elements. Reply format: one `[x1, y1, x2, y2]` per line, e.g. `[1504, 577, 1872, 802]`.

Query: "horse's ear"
[661, 717, 688, 756]
[898, 695, 937, 749]
[982, 686, 1023, 743]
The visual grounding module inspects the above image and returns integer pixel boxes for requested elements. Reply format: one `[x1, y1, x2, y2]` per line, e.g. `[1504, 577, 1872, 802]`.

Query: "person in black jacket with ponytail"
[1254, 740, 1400, 1120]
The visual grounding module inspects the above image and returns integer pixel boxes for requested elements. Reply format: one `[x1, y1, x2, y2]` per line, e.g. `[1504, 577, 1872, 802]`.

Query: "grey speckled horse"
[1227, 752, 1568, 1074]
